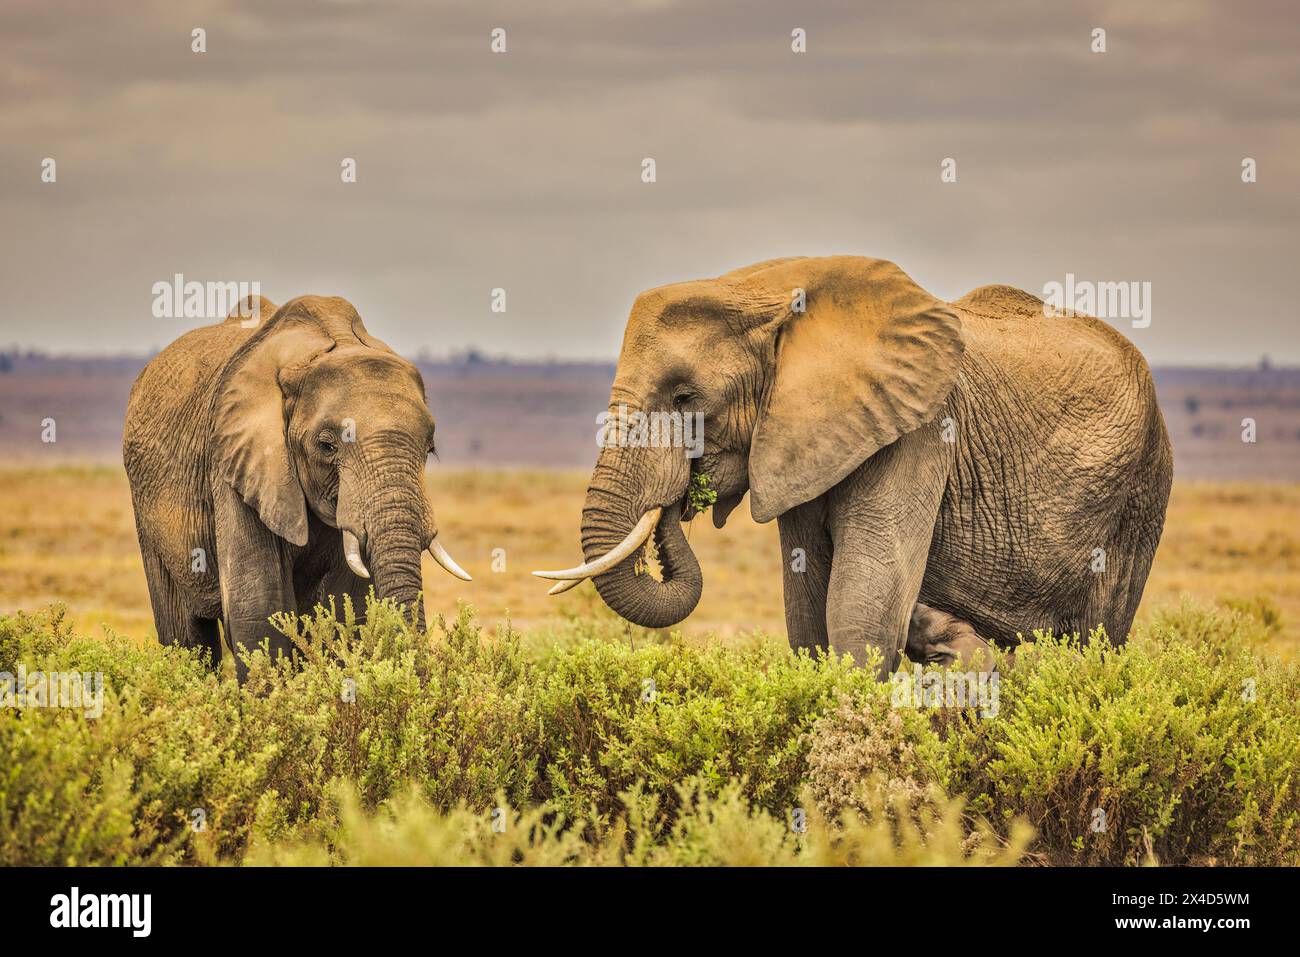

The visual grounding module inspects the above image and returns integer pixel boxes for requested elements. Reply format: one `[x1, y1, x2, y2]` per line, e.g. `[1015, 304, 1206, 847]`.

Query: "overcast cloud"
[2, 0, 1297, 362]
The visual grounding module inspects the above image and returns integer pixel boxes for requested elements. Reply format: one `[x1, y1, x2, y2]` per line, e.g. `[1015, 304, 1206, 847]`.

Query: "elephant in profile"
[123, 294, 470, 681]
[536, 256, 1172, 675]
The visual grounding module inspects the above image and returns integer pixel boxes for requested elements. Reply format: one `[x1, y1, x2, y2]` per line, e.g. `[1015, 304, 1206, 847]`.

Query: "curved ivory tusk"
[547, 578, 583, 596]
[428, 537, 472, 582]
[343, 530, 370, 579]
[532, 507, 662, 581]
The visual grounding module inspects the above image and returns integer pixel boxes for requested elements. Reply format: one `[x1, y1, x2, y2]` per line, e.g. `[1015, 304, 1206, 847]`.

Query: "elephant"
[535, 256, 1172, 676]
[905, 602, 997, 670]
[123, 294, 470, 682]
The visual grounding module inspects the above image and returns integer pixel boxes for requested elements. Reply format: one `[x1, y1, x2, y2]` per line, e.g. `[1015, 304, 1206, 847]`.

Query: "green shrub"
[942, 604, 1300, 864]
[0, 607, 257, 864]
[247, 783, 589, 866]
[241, 598, 540, 845]
[525, 635, 876, 825]
[1, 597, 1296, 866]
[248, 778, 1029, 867]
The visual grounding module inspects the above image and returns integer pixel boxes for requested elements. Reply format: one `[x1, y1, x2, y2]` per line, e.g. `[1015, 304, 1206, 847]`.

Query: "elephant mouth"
[536, 448, 706, 626]
[641, 499, 689, 576]
[533, 495, 693, 591]
[656, 499, 701, 579]
[625, 497, 697, 578]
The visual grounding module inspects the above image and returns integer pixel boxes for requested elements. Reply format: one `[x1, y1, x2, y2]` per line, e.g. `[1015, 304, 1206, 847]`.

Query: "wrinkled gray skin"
[123, 295, 442, 682]
[574, 256, 1172, 676]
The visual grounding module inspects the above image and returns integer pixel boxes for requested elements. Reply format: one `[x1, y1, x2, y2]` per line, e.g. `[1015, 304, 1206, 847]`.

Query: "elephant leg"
[824, 425, 949, 676]
[141, 550, 224, 667]
[213, 481, 297, 684]
[290, 520, 370, 624]
[777, 498, 832, 654]
[905, 603, 996, 670]
[140, 549, 185, 646]
[191, 616, 223, 668]
[310, 560, 373, 624]
[1093, 459, 1172, 647]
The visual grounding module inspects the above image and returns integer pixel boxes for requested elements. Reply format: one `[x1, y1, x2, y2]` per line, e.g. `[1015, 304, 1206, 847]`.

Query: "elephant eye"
[317, 432, 338, 455]
[672, 389, 695, 408]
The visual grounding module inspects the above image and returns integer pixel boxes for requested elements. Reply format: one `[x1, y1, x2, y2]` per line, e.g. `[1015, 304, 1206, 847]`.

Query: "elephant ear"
[743, 256, 965, 523]
[211, 306, 335, 546]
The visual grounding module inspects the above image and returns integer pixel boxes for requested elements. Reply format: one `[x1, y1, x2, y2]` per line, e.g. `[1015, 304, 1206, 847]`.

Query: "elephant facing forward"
[536, 256, 1172, 675]
[123, 295, 470, 682]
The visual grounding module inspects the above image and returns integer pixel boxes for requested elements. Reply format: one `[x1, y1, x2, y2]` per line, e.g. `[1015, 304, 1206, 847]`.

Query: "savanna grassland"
[4, 466, 1300, 866]
[2, 466, 1298, 656]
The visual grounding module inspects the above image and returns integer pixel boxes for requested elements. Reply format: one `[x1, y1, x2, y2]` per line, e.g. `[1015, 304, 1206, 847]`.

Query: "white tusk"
[343, 530, 370, 579]
[547, 578, 583, 596]
[428, 537, 472, 582]
[532, 507, 662, 581]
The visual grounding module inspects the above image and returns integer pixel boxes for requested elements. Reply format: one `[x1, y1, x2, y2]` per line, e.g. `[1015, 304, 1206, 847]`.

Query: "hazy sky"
[2, 0, 1297, 363]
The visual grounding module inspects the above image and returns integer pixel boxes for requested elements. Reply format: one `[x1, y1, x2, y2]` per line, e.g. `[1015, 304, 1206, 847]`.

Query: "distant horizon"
[2, 348, 1295, 480]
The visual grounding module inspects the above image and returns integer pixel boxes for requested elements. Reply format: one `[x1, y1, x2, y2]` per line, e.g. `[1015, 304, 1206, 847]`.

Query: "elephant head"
[535, 256, 963, 629]
[212, 295, 469, 623]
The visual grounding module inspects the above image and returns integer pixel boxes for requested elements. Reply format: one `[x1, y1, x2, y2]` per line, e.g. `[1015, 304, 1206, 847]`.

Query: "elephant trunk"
[580, 444, 702, 628]
[338, 446, 429, 626]
[365, 486, 427, 625]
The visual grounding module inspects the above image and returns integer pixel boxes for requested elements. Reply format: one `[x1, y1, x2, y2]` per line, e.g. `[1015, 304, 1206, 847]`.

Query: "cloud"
[0, 0, 1296, 363]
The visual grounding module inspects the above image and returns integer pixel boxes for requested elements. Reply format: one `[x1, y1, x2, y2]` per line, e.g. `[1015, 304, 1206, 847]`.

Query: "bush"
[525, 634, 876, 825]
[942, 604, 1300, 865]
[248, 779, 1029, 866]
[0, 607, 255, 865]
[804, 691, 951, 843]
[1, 598, 1296, 866]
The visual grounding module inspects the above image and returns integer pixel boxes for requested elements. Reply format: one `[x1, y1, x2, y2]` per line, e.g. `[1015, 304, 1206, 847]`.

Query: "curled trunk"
[580, 445, 702, 628]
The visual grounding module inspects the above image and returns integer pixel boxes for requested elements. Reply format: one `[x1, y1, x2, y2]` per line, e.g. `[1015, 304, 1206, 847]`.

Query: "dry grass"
[1, 466, 1297, 656]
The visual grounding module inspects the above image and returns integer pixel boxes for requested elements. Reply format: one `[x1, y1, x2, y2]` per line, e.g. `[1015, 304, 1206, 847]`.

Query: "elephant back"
[953, 284, 1047, 320]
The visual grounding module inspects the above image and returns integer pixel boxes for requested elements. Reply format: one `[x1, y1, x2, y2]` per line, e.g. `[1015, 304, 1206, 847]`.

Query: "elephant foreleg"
[141, 549, 224, 667]
[777, 498, 832, 654]
[311, 561, 373, 624]
[213, 481, 297, 684]
[824, 425, 949, 676]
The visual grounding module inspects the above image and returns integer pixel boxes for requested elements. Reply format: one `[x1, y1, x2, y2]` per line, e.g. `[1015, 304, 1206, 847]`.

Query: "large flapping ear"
[739, 256, 965, 523]
[211, 299, 359, 545]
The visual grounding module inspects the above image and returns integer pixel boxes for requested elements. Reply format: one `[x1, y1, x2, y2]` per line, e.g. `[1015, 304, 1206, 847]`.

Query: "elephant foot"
[906, 603, 997, 670]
